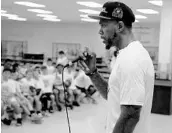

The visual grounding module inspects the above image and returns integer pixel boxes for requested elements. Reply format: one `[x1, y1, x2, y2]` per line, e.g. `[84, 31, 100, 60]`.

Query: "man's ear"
[118, 21, 125, 32]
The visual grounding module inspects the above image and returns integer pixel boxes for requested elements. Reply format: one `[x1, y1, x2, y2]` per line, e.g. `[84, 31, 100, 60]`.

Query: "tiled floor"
[2, 98, 172, 133]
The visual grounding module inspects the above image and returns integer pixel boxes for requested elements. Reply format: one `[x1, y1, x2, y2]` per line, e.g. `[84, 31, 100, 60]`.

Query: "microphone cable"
[62, 66, 72, 133]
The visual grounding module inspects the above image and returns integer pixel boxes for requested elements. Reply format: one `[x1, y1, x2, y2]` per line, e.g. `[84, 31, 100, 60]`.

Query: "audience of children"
[1, 55, 98, 127]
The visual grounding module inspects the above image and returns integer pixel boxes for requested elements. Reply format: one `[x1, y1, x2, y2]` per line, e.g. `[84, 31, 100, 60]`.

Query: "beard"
[105, 39, 113, 50]
[105, 32, 120, 50]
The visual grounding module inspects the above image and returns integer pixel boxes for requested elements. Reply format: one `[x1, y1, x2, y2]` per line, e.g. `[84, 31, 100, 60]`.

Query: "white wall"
[1, 21, 104, 57]
[1, 21, 160, 57]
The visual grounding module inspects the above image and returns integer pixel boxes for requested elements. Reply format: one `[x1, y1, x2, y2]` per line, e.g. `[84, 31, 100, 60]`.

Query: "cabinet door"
[151, 85, 171, 115]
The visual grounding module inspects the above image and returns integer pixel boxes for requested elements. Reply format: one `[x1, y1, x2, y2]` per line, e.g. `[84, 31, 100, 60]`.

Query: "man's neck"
[118, 31, 136, 50]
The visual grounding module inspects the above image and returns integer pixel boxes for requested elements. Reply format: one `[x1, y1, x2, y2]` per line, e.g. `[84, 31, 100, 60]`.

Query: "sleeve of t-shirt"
[119, 63, 145, 106]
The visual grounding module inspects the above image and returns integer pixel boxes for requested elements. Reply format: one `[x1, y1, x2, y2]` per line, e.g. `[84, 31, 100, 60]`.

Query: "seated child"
[1, 69, 22, 126]
[40, 66, 56, 114]
[20, 69, 42, 118]
[74, 67, 97, 104]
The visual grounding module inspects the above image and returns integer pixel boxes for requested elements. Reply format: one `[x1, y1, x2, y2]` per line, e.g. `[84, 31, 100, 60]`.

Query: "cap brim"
[88, 15, 111, 20]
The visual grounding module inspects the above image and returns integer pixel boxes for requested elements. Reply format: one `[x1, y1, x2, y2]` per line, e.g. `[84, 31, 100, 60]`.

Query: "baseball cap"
[89, 1, 135, 27]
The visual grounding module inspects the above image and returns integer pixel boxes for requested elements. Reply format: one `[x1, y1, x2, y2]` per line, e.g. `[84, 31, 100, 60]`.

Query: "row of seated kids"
[1, 58, 98, 126]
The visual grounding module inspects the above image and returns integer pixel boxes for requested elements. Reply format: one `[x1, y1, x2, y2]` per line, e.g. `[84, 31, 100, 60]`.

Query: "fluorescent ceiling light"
[28, 9, 52, 14]
[135, 15, 147, 19]
[1, 13, 26, 21]
[8, 17, 27, 21]
[37, 14, 57, 18]
[43, 18, 61, 22]
[137, 9, 159, 14]
[148, 0, 163, 6]
[1, 13, 18, 18]
[77, 1, 102, 8]
[80, 14, 89, 18]
[1, 10, 7, 13]
[8, 16, 18, 19]
[79, 9, 100, 14]
[81, 18, 98, 22]
[14, 1, 45, 7]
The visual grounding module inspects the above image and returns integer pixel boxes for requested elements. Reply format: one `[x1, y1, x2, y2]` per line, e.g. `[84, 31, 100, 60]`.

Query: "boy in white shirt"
[19, 62, 27, 76]
[56, 51, 68, 66]
[53, 64, 74, 109]
[44, 58, 55, 75]
[20, 69, 42, 117]
[11, 71, 39, 121]
[33, 68, 45, 97]
[40, 66, 56, 113]
[65, 66, 82, 106]
[33, 68, 50, 115]
[1, 69, 22, 126]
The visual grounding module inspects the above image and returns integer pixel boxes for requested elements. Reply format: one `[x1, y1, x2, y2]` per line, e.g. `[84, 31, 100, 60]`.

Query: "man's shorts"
[29, 86, 42, 96]
[76, 85, 96, 96]
[53, 85, 68, 94]
[40, 93, 54, 101]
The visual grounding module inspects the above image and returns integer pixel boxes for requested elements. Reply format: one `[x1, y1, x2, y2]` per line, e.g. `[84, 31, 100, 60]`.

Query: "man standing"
[78, 1, 154, 133]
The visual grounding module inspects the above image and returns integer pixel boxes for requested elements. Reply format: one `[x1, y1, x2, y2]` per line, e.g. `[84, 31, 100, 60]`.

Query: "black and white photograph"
[1, 0, 172, 133]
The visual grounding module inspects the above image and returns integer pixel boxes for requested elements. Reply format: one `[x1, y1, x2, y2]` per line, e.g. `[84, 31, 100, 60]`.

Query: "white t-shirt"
[34, 77, 45, 92]
[43, 61, 55, 75]
[54, 71, 75, 90]
[56, 56, 68, 66]
[65, 71, 76, 90]
[41, 75, 55, 93]
[106, 41, 154, 133]
[110, 56, 116, 71]
[20, 78, 36, 94]
[1, 79, 21, 102]
[47, 65, 55, 75]
[2, 79, 18, 94]
[20, 78, 35, 87]
[74, 70, 93, 89]
[19, 67, 27, 75]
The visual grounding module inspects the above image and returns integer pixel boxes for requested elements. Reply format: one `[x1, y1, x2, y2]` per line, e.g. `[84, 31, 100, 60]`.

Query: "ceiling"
[1, 0, 162, 23]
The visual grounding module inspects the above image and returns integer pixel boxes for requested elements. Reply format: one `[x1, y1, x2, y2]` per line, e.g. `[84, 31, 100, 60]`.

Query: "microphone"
[64, 56, 83, 68]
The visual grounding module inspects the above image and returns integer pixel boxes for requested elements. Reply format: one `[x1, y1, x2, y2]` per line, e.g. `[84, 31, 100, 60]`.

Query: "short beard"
[106, 36, 120, 50]
[105, 38, 113, 50]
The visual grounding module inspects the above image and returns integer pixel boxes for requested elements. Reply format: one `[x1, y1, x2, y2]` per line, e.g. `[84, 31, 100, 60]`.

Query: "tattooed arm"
[112, 105, 142, 133]
[89, 71, 108, 100]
